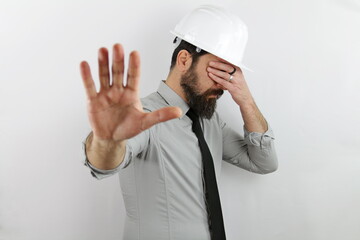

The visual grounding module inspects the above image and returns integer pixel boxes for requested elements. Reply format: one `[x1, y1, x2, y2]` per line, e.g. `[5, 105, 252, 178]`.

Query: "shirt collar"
[157, 81, 189, 119]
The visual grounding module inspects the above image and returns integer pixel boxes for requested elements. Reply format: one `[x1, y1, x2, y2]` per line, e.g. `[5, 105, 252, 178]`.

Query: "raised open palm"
[80, 44, 181, 142]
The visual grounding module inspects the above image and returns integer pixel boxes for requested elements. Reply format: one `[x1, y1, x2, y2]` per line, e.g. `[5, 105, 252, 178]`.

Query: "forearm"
[222, 121, 278, 174]
[85, 132, 126, 170]
[239, 97, 268, 133]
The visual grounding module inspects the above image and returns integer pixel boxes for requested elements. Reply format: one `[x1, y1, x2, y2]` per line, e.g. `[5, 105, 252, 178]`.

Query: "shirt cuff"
[81, 140, 132, 180]
[243, 125, 275, 150]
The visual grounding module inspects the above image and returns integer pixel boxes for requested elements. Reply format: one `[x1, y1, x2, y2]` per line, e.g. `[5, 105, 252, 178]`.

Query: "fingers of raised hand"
[81, 44, 141, 101]
[112, 43, 125, 88]
[98, 47, 110, 90]
[141, 107, 182, 131]
[80, 61, 97, 100]
[126, 51, 141, 90]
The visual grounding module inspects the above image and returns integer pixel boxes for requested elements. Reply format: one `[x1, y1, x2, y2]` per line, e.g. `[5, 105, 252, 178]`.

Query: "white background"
[1, 0, 359, 239]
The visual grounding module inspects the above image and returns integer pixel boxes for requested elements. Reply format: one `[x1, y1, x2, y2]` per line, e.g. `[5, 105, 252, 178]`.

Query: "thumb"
[141, 107, 182, 130]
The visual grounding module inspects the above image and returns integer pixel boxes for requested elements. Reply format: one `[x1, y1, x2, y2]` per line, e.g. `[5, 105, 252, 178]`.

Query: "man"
[80, 5, 277, 240]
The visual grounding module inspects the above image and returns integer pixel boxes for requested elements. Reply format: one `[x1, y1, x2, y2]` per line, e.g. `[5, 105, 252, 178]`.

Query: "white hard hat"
[170, 5, 252, 71]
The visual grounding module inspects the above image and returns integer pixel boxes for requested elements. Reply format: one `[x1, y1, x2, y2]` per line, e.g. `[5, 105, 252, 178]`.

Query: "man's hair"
[169, 38, 208, 71]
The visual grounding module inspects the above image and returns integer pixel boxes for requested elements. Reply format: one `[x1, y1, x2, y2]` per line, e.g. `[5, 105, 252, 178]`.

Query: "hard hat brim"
[170, 32, 253, 72]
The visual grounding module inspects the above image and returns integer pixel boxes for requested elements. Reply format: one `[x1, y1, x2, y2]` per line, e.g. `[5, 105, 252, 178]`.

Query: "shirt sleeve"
[82, 129, 150, 180]
[222, 122, 278, 174]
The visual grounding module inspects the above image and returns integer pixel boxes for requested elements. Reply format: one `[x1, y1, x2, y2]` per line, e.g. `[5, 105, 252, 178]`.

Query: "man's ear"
[176, 50, 193, 72]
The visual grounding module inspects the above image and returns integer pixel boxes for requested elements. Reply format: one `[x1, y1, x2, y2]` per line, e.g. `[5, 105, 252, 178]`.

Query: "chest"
[155, 118, 223, 177]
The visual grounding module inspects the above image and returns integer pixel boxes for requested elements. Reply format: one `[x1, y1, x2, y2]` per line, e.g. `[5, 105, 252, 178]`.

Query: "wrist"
[87, 132, 126, 151]
[238, 97, 256, 111]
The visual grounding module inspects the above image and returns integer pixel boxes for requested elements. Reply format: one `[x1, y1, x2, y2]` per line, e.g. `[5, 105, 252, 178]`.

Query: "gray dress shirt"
[83, 81, 278, 240]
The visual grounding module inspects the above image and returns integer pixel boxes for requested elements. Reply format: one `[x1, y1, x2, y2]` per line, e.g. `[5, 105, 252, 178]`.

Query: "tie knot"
[186, 108, 199, 122]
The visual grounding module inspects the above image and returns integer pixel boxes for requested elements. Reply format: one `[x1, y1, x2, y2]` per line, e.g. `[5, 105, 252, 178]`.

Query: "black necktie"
[186, 108, 226, 240]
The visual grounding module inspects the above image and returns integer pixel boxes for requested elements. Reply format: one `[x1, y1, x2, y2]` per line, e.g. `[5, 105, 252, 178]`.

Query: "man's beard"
[180, 67, 224, 119]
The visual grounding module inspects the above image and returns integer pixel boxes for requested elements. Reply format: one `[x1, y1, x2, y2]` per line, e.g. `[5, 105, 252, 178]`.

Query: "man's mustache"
[204, 88, 224, 99]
